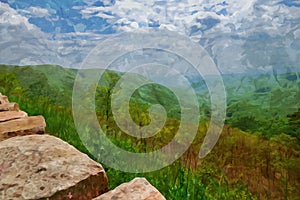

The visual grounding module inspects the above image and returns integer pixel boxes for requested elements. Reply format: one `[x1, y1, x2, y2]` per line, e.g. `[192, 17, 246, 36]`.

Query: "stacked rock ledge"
[0, 93, 46, 142]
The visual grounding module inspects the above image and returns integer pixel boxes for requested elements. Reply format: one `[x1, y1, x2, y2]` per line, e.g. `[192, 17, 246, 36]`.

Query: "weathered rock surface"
[0, 102, 19, 111]
[0, 94, 46, 142]
[0, 94, 9, 104]
[0, 135, 109, 200]
[93, 178, 166, 200]
[0, 116, 46, 142]
[0, 110, 27, 122]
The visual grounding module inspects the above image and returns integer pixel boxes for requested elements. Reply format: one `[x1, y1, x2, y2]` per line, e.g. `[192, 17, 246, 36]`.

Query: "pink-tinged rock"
[0, 95, 9, 104]
[0, 102, 19, 111]
[0, 135, 109, 200]
[0, 111, 27, 122]
[0, 116, 46, 142]
[93, 178, 166, 200]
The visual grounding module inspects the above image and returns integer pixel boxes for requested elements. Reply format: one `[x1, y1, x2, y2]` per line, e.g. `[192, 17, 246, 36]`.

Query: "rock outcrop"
[0, 110, 28, 122]
[0, 134, 109, 200]
[0, 93, 46, 142]
[0, 102, 19, 111]
[0, 116, 46, 141]
[0, 94, 9, 104]
[93, 178, 166, 200]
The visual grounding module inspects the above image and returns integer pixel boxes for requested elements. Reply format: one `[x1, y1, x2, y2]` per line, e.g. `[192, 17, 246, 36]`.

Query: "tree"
[287, 108, 300, 140]
[0, 70, 25, 97]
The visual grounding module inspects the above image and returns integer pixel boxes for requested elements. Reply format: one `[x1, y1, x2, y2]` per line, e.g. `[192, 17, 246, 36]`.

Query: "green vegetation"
[224, 72, 300, 139]
[0, 64, 299, 199]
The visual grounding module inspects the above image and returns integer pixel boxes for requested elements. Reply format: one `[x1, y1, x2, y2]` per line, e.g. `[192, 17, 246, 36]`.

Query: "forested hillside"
[0, 64, 299, 199]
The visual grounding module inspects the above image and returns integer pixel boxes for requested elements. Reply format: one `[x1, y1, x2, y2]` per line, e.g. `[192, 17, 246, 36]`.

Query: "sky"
[0, 0, 299, 73]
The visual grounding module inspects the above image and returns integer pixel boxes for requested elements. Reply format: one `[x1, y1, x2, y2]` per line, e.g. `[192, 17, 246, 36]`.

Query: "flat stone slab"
[0, 116, 46, 142]
[0, 102, 19, 111]
[94, 178, 166, 200]
[0, 135, 109, 199]
[0, 111, 27, 122]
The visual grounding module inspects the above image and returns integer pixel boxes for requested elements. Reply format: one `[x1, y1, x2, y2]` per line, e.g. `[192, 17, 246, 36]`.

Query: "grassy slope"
[1, 64, 299, 199]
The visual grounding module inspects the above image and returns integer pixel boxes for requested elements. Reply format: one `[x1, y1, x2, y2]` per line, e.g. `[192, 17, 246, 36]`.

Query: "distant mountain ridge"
[0, 64, 299, 138]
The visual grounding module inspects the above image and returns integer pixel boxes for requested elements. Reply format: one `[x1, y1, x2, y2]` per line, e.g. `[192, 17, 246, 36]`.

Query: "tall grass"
[7, 94, 256, 200]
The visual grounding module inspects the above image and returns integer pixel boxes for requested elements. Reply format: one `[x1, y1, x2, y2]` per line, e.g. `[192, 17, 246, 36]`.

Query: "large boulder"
[0, 116, 46, 142]
[93, 178, 166, 200]
[0, 135, 109, 199]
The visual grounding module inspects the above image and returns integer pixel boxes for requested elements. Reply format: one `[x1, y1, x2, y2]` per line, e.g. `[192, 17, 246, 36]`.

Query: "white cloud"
[0, 2, 104, 68]
[77, 0, 300, 73]
[27, 6, 51, 18]
[94, 12, 115, 19]
[0, 1, 299, 73]
[78, 0, 300, 41]
[0, 2, 35, 30]
[16, 6, 52, 19]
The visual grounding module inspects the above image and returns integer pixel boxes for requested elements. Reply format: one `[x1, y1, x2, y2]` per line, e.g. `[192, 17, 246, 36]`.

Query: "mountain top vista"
[0, 64, 299, 199]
